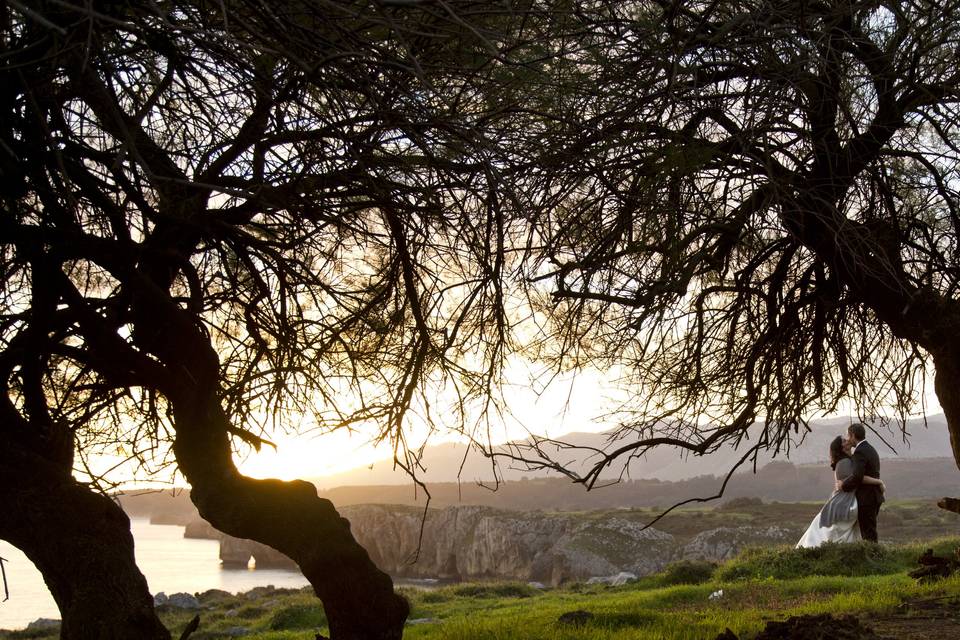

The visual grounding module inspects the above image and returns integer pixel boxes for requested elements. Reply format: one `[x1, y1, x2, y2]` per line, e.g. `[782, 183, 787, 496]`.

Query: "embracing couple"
[797, 423, 885, 548]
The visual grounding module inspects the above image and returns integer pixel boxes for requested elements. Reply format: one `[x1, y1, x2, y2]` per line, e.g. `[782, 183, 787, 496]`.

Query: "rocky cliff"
[186, 504, 792, 584]
[218, 536, 298, 570]
[339, 505, 792, 585]
[184, 520, 298, 570]
[339, 505, 679, 585]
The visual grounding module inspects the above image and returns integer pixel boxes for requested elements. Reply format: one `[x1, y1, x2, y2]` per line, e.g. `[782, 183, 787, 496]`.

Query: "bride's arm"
[837, 475, 885, 492]
[860, 475, 885, 492]
[834, 470, 885, 493]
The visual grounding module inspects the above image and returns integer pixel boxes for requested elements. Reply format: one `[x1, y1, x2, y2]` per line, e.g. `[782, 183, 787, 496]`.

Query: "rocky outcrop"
[219, 536, 298, 570]
[179, 516, 302, 570]
[339, 505, 677, 585]
[182, 505, 793, 584]
[183, 519, 220, 539]
[681, 526, 793, 562]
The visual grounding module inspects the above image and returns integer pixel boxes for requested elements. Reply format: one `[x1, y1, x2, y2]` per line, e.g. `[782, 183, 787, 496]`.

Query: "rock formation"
[340, 505, 677, 585]
[681, 526, 793, 562]
[184, 504, 791, 584]
[219, 536, 298, 570]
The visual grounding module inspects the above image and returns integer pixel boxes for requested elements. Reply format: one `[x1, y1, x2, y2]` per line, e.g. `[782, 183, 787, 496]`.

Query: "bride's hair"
[829, 435, 847, 470]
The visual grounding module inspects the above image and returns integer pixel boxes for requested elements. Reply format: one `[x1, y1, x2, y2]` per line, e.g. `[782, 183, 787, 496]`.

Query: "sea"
[0, 519, 312, 631]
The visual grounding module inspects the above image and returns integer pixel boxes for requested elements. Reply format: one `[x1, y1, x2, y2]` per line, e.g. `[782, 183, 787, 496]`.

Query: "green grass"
[185, 536, 960, 639]
[5, 536, 960, 640]
[658, 560, 718, 586]
[397, 572, 960, 640]
[717, 537, 960, 581]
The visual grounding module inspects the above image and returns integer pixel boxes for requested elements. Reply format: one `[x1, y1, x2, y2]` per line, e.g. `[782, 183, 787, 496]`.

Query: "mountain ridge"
[311, 414, 951, 488]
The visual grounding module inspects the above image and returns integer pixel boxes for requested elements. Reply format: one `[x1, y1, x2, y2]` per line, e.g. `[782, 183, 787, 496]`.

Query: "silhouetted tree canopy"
[5, 0, 960, 636]
[0, 1, 547, 637]
[496, 0, 960, 492]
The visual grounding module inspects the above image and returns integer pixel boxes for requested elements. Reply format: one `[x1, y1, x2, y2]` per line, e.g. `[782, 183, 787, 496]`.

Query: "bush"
[451, 582, 538, 598]
[267, 603, 327, 630]
[660, 560, 717, 585]
[717, 541, 909, 581]
[234, 605, 267, 620]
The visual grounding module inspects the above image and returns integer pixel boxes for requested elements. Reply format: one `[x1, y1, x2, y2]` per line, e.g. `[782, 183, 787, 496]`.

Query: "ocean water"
[0, 519, 310, 631]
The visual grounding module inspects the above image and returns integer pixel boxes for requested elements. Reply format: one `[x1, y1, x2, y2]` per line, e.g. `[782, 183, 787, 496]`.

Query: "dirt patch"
[713, 614, 881, 640]
[871, 596, 960, 640]
[712, 598, 960, 640]
[753, 614, 881, 640]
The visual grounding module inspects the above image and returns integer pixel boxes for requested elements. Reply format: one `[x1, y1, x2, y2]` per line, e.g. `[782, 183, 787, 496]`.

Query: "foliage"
[717, 538, 960, 581]
[0, 2, 560, 633]
[5, 0, 960, 632]
[0, 0, 553, 488]
[450, 583, 539, 599]
[658, 560, 717, 586]
[9, 538, 960, 640]
[497, 0, 960, 485]
[266, 603, 327, 630]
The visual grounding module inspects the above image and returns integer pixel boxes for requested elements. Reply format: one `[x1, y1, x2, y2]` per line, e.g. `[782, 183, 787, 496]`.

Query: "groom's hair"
[848, 423, 867, 442]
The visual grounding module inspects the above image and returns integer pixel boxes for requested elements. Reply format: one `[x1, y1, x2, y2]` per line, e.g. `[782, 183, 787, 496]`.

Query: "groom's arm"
[841, 450, 866, 492]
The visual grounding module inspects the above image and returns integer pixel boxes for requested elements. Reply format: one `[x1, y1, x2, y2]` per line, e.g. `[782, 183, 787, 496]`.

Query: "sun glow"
[234, 363, 621, 484]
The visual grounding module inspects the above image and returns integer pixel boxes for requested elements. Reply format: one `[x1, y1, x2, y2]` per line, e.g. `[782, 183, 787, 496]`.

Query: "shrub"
[267, 603, 327, 630]
[234, 605, 267, 619]
[451, 582, 539, 598]
[660, 560, 717, 585]
[717, 541, 910, 581]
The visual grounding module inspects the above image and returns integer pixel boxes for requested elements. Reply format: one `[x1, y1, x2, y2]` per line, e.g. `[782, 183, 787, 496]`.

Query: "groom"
[836, 423, 883, 542]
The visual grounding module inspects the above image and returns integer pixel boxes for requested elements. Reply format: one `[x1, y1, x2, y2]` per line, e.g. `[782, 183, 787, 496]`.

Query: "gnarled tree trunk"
[189, 474, 408, 640]
[116, 265, 411, 638]
[0, 445, 170, 640]
[168, 394, 408, 640]
[932, 346, 960, 515]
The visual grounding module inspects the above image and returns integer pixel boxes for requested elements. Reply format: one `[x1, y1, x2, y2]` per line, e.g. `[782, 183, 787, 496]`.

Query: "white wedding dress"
[796, 458, 862, 548]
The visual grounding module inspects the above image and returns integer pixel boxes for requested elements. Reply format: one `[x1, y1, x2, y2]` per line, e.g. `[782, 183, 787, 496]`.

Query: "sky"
[81, 353, 945, 490]
[231, 369, 945, 486]
[235, 365, 619, 481]
[80, 361, 626, 488]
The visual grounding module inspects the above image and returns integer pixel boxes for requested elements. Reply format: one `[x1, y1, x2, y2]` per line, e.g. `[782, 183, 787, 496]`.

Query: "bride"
[796, 436, 885, 548]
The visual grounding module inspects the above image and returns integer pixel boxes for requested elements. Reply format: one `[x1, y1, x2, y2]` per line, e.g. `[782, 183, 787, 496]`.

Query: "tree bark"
[168, 395, 408, 640]
[0, 445, 170, 640]
[188, 473, 409, 640]
[933, 347, 960, 469]
[106, 268, 411, 638]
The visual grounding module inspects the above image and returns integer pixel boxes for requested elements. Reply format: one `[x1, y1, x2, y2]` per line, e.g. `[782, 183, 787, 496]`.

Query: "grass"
[397, 572, 960, 640]
[8, 537, 958, 640]
[716, 536, 960, 581]
[5, 496, 959, 640]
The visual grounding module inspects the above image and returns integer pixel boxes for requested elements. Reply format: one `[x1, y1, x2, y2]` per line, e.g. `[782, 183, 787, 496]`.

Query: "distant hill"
[117, 415, 957, 520]
[316, 456, 959, 511]
[312, 414, 952, 488]
[120, 454, 960, 522]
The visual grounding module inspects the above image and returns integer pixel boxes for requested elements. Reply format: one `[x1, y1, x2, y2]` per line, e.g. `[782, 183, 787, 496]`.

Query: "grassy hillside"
[6, 537, 959, 640]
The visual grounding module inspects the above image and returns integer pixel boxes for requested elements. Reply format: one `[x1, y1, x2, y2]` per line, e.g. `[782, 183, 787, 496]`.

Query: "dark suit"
[840, 440, 882, 542]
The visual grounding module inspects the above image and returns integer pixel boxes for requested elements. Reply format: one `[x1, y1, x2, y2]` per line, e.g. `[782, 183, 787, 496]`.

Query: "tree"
[0, 1, 543, 637]
[501, 0, 960, 496]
